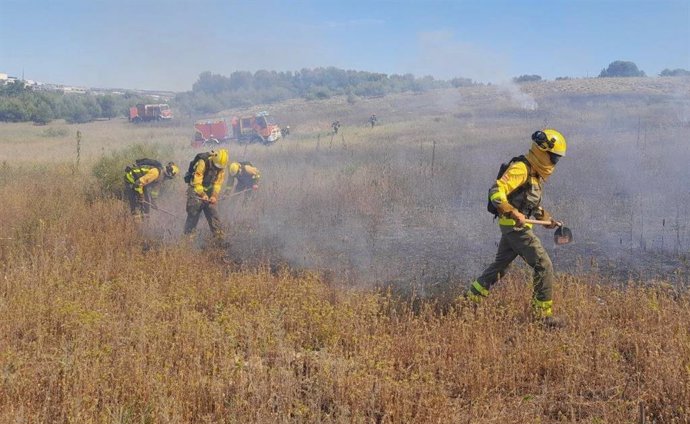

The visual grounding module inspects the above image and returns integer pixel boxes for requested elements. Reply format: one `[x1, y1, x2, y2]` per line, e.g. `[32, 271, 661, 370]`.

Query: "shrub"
[91, 144, 168, 199]
[0, 97, 30, 121]
[32, 101, 54, 125]
[513, 74, 542, 83]
[40, 127, 69, 137]
[599, 60, 646, 77]
[450, 77, 474, 88]
[347, 92, 358, 105]
[96, 95, 118, 119]
[659, 68, 690, 77]
[305, 88, 331, 101]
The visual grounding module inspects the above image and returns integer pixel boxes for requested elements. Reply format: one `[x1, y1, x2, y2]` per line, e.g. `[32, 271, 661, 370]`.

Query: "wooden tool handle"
[525, 219, 562, 227]
[524, 219, 551, 225]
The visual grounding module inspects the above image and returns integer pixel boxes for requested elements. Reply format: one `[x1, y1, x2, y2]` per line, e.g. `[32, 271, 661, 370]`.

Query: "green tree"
[32, 101, 53, 125]
[0, 80, 28, 97]
[176, 67, 467, 115]
[659, 68, 690, 77]
[513, 74, 542, 83]
[0, 97, 29, 121]
[96, 95, 118, 119]
[229, 71, 254, 91]
[193, 71, 231, 94]
[61, 95, 101, 123]
[599, 61, 646, 77]
[450, 77, 474, 88]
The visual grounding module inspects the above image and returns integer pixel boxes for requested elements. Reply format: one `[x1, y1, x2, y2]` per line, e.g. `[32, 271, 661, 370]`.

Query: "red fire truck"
[129, 103, 173, 122]
[191, 111, 282, 147]
[193, 118, 231, 147]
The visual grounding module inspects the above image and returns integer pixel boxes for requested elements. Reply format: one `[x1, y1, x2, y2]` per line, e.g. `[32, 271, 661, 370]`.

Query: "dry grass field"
[1, 77, 689, 423]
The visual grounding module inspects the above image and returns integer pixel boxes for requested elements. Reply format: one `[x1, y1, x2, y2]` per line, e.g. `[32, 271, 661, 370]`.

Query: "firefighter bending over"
[183, 149, 228, 239]
[227, 161, 260, 202]
[467, 129, 567, 327]
[124, 159, 179, 220]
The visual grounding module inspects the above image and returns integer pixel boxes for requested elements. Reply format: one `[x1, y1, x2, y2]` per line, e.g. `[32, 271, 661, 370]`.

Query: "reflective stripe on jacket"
[125, 166, 161, 193]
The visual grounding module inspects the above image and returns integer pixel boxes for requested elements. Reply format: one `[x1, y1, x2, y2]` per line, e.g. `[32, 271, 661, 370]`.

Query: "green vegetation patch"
[92, 143, 172, 198]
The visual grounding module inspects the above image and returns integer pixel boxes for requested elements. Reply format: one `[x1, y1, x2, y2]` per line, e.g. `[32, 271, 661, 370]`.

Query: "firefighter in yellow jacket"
[467, 129, 567, 326]
[183, 149, 228, 238]
[124, 159, 179, 219]
[227, 161, 260, 202]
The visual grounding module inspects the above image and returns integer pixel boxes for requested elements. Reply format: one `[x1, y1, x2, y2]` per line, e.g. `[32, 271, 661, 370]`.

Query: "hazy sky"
[1, 0, 689, 91]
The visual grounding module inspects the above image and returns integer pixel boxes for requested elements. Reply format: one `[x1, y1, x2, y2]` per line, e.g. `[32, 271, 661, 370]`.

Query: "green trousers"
[472, 226, 553, 302]
[183, 187, 224, 238]
[125, 184, 151, 217]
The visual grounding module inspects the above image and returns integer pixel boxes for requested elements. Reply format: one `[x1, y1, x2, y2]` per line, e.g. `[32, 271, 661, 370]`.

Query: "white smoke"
[408, 30, 538, 110]
[498, 81, 539, 110]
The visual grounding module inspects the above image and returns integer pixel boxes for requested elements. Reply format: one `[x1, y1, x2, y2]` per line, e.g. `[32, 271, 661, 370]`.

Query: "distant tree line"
[515, 61, 690, 82]
[659, 68, 690, 77]
[0, 81, 159, 124]
[4, 61, 689, 124]
[513, 74, 542, 84]
[598, 61, 690, 78]
[174, 67, 476, 115]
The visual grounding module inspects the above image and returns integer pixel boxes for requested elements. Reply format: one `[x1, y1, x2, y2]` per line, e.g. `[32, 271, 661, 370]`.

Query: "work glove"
[510, 210, 527, 227]
[544, 218, 560, 229]
[252, 184, 259, 191]
[208, 196, 218, 205]
[199, 193, 209, 202]
[534, 206, 551, 222]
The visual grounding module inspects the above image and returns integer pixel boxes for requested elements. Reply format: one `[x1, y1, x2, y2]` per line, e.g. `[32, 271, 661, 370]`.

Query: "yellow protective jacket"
[231, 163, 260, 189]
[125, 166, 162, 194]
[137, 167, 161, 187]
[488, 161, 550, 227]
[190, 158, 225, 198]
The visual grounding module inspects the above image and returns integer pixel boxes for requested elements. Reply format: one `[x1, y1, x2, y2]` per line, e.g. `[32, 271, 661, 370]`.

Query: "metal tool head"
[554, 225, 573, 245]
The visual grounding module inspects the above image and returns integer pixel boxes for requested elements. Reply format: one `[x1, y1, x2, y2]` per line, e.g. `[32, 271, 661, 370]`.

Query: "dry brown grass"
[1, 79, 690, 422]
[1, 171, 689, 423]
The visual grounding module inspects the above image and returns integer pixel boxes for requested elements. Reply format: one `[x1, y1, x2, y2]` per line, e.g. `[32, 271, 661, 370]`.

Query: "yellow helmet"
[532, 129, 567, 157]
[228, 162, 240, 176]
[165, 162, 179, 178]
[211, 149, 228, 169]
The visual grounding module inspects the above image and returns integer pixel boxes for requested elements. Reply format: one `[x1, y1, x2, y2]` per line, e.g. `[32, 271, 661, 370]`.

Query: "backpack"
[487, 155, 531, 217]
[183, 152, 211, 184]
[135, 158, 163, 171]
[125, 158, 163, 177]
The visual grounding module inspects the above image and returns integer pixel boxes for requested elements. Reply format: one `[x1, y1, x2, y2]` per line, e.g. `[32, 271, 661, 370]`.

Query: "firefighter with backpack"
[467, 129, 567, 327]
[227, 161, 260, 202]
[124, 159, 179, 220]
[183, 149, 228, 239]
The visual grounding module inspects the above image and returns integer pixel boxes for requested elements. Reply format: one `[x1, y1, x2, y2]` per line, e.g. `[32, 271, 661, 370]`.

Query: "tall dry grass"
[1, 78, 690, 422]
[0, 166, 689, 423]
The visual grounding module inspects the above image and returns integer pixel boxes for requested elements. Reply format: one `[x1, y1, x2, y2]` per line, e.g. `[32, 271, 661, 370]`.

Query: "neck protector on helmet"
[526, 143, 555, 180]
